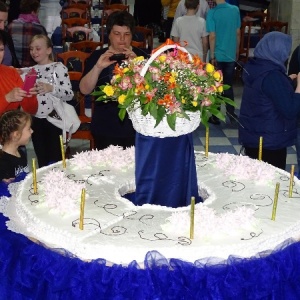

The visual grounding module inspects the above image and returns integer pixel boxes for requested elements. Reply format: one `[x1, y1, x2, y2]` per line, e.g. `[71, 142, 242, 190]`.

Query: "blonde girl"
[0, 110, 32, 182]
[29, 34, 74, 167]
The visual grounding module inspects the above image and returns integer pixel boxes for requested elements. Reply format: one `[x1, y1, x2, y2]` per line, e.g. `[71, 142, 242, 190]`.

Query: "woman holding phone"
[0, 30, 37, 115]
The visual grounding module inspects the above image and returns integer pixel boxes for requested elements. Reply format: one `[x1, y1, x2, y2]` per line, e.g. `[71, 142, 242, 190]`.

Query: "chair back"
[68, 71, 90, 120]
[56, 50, 90, 72]
[62, 18, 91, 43]
[246, 10, 270, 24]
[67, 26, 92, 43]
[70, 40, 103, 52]
[260, 21, 288, 39]
[68, 71, 95, 150]
[62, 17, 90, 28]
[103, 0, 128, 4]
[61, 7, 88, 19]
[239, 21, 253, 62]
[68, 0, 91, 4]
[132, 26, 153, 52]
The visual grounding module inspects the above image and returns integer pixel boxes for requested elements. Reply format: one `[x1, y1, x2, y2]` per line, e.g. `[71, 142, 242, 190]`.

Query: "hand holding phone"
[109, 53, 126, 64]
[23, 68, 37, 93]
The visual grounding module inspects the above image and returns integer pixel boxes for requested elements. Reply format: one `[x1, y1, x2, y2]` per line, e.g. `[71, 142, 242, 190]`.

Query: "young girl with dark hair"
[0, 110, 32, 182]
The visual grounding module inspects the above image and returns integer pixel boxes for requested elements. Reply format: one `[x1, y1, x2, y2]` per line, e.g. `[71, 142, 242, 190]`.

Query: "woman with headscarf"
[239, 31, 300, 170]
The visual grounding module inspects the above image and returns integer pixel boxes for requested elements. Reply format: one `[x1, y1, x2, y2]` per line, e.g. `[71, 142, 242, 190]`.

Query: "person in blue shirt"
[206, 0, 241, 125]
[239, 32, 300, 170]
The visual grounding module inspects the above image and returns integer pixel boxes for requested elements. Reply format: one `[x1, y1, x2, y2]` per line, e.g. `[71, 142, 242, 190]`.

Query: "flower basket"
[92, 39, 236, 138]
[128, 44, 201, 138]
[128, 105, 201, 138]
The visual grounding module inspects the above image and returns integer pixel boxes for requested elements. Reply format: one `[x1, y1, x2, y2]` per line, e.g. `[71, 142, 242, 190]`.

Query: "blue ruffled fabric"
[0, 172, 27, 197]
[1, 179, 300, 299]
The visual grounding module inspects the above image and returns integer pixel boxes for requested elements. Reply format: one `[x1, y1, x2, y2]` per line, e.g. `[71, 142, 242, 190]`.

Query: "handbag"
[47, 94, 81, 143]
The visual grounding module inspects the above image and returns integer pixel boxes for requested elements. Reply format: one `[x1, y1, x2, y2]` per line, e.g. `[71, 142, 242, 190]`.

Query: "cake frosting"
[2, 146, 300, 265]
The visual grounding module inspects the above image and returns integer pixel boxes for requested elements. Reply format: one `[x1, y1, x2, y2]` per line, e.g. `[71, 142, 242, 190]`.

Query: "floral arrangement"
[92, 44, 235, 130]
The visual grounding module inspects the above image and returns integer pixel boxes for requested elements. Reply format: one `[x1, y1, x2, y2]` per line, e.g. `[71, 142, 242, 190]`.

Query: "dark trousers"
[244, 146, 287, 170]
[216, 61, 236, 117]
[94, 135, 135, 150]
[31, 117, 63, 168]
[165, 17, 174, 39]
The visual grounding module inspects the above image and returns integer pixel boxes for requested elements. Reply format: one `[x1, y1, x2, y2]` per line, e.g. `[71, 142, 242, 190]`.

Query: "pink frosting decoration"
[161, 204, 257, 239]
[215, 153, 275, 184]
[41, 169, 85, 214]
[70, 145, 135, 170]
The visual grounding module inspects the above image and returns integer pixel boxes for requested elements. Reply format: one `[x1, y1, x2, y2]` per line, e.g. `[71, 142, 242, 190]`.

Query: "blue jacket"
[239, 58, 298, 150]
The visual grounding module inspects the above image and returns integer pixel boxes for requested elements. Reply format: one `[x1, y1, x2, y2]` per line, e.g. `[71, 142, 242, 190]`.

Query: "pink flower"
[201, 97, 212, 107]
[119, 77, 132, 90]
[134, 73, 144, 85]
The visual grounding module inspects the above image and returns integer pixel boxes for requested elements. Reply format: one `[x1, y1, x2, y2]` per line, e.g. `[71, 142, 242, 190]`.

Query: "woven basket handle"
[140, 45, 192, 77]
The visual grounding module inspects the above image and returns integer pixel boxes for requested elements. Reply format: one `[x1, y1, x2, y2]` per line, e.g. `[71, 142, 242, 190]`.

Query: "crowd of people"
[0, 0, 300, 184]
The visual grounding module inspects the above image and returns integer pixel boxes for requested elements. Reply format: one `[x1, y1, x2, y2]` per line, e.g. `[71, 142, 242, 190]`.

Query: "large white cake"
[2, 146, 300, 265]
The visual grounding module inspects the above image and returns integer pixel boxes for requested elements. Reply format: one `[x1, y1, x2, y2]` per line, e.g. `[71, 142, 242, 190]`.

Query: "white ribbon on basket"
[140, 44, 193, 77]
[127, 43, 201, 138]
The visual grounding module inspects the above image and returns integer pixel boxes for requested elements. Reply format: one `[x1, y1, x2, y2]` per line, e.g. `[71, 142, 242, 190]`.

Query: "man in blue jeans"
[206, 0, 241, 125]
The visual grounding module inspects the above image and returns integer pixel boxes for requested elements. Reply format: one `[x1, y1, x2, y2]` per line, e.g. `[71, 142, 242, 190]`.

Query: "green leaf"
[218, 95, 237, 107]
[149, 102, 157, 119]
[142, 103, 150, 115]
[210, 107, 226, 122]
[155, 107, 165, 127]
[222, 84, 230, 91]
[118, 108, 126, 121]
[167, 113, 176, 131]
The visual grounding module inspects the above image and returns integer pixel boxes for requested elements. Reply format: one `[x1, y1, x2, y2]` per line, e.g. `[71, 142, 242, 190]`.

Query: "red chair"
[68, 71, 95, 150]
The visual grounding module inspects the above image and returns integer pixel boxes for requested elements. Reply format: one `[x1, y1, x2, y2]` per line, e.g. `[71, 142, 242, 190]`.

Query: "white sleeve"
[51, 62, 74, 101]
[170, 19, 179, 38]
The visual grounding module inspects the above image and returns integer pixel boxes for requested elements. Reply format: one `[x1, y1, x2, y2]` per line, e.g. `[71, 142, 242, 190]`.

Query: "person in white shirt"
[174, 0, 210, 20]
[171, 0, 208, 61]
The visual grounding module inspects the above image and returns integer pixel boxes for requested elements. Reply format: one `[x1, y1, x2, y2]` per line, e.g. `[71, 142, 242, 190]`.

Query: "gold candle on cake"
[79, 188, 86, 230]
[258, 136, 263, 161]
[190, 196, 195, 239]
[32, 158, 37, 194]
[289, 165, 295, 198]
[271, 182, 280, 221]
[59, 135, 66, 168]
[205, 127, 209, 157]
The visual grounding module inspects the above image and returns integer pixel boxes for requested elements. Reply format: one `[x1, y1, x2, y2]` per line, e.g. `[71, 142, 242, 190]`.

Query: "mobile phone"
[109, 53, 126, 63]
[23, 69, 37, 93]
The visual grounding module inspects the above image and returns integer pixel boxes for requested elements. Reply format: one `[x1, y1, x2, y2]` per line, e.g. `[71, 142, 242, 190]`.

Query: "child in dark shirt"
[0, 110, 32, 182]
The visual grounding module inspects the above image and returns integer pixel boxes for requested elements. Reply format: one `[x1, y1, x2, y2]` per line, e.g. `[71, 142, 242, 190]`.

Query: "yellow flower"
[118, 94, 126, 104]
[171, 71, 178, 78]
[206, 63, 215, 73]
[213, 71, 221, 81]
[115, 74, 121, 79]
[133, 56, 145, 62]
[181, 97, 186, 104]
[123, 67, 129, 73]
[145, 84, 150, 90]
[103, 85, 114, 97]
[159, 54, 167, 63]
[217, 85, 223, 93]
[169, 76, 176, 83]
[192, 101, 198, 107]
